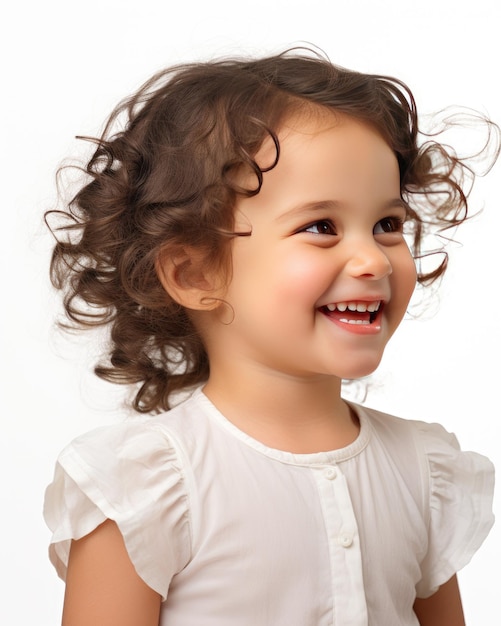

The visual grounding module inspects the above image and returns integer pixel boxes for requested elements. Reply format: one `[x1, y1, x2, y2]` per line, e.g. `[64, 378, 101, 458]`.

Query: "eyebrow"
[277, 198, 408, 221]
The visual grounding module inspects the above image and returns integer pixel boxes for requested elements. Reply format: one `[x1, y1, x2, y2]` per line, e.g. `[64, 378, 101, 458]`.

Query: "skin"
[62, 520, 161, 626]
[202, 112, 417, 452]
[62, 522, 464, 626]
[62, 111, 466, 625]
[414, 577, 465, 625]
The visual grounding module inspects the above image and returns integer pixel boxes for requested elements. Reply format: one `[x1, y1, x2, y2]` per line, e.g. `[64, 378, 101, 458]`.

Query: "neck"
[203, 366, 359, 453]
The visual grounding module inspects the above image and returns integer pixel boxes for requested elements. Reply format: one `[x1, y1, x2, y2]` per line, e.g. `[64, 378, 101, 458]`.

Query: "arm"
[413, 575, 465, 626]
[62, 519, 162, 626]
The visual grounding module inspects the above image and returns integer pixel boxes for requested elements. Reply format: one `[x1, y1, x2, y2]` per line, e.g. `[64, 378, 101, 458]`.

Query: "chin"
[334, 356, 383, 381]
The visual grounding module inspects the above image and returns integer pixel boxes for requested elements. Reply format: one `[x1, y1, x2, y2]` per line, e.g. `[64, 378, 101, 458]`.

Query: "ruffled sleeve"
[43, 420, 192, 600]
[413, 421, 495, 598]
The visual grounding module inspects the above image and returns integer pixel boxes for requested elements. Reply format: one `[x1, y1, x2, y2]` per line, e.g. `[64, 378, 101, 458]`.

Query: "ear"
[155, 247, 224, 311]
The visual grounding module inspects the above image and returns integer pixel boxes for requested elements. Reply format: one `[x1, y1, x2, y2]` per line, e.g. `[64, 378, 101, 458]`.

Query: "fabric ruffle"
[43, 421, 192, 599]
[413, 421, 495, 597]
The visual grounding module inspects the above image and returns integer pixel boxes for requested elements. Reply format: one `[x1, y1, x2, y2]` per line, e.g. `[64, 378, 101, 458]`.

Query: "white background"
[1, 0, 499, 623]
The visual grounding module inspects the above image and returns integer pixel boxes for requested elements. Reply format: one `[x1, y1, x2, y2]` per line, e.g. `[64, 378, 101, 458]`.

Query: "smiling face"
[203, 111, 417, 384]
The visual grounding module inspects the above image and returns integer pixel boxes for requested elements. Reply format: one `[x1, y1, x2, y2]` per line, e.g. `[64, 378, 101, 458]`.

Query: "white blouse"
[44, 388, 494, 625]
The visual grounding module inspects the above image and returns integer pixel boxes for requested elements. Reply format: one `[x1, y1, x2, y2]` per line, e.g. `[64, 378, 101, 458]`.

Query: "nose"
[344, 239, 392, 280]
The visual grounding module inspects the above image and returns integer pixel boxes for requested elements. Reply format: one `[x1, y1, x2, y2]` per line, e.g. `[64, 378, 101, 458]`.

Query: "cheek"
[278, 253, 324, 280]
[403, 251, 418, 293]
[392, 250, 417, 308]
[269, 254, 333, 306]
[230, 251, 328, 326]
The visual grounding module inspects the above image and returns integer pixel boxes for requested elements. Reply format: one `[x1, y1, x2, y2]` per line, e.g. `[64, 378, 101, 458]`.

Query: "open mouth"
[321, 301, 383, 325]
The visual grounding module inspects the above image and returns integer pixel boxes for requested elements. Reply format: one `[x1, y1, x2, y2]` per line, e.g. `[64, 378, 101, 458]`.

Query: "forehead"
[251, 105, 396, 170]
[248, 109, 399, 199]
[253, 107, 342, 168]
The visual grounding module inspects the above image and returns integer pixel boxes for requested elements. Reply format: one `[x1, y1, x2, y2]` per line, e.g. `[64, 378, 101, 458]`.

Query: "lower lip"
[320, 307, 383, 335]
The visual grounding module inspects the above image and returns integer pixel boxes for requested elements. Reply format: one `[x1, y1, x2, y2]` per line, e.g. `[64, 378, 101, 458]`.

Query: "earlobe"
[155, 248, 223, 311]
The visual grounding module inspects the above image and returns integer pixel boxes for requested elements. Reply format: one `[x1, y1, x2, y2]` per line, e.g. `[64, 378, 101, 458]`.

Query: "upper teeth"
[326, 301, 381, 313]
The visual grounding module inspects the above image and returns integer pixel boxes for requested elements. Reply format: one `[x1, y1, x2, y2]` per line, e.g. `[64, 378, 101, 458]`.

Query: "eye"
[302, 220, 337, 235]
[373, 216, 404, 235]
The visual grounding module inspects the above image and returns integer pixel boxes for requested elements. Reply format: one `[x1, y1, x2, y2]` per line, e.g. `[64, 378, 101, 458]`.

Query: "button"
[323, 467, 337, 480]
[340, 535, 353, 548]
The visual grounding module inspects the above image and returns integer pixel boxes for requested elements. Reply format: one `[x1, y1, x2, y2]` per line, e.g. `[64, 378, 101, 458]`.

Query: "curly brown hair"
[46, 48, 498, 413]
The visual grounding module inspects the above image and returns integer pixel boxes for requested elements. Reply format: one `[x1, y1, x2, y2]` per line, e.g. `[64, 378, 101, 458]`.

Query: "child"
[44, 50, 496, 626]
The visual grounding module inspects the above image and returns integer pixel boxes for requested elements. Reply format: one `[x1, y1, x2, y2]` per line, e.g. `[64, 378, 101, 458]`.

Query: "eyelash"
[373, 216, 405, 234]
[301, 216, 405, 236]
[302, 220, 336, 235]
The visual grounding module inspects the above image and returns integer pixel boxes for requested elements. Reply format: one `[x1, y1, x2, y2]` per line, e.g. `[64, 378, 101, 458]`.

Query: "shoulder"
[59, 387, 207, 465]
[355, 402, 469, 459]
[44, 389, 209, 598]
[355, 403, 494, 597]
[48, 386, 220, 524]
[362, 404, 494, 484]
[356, 402, 494, 498]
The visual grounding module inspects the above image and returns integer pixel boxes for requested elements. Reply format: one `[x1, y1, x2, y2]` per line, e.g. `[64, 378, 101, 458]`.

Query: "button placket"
[323, 466, 337, 480]
[313, 463, 368, 625]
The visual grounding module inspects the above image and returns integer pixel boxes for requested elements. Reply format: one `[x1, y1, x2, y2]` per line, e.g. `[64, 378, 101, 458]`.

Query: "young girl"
[44, 50, 496, 625]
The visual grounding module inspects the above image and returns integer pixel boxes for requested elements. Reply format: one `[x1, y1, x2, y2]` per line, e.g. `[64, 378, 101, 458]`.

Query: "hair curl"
[46, 48, 499, 413]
